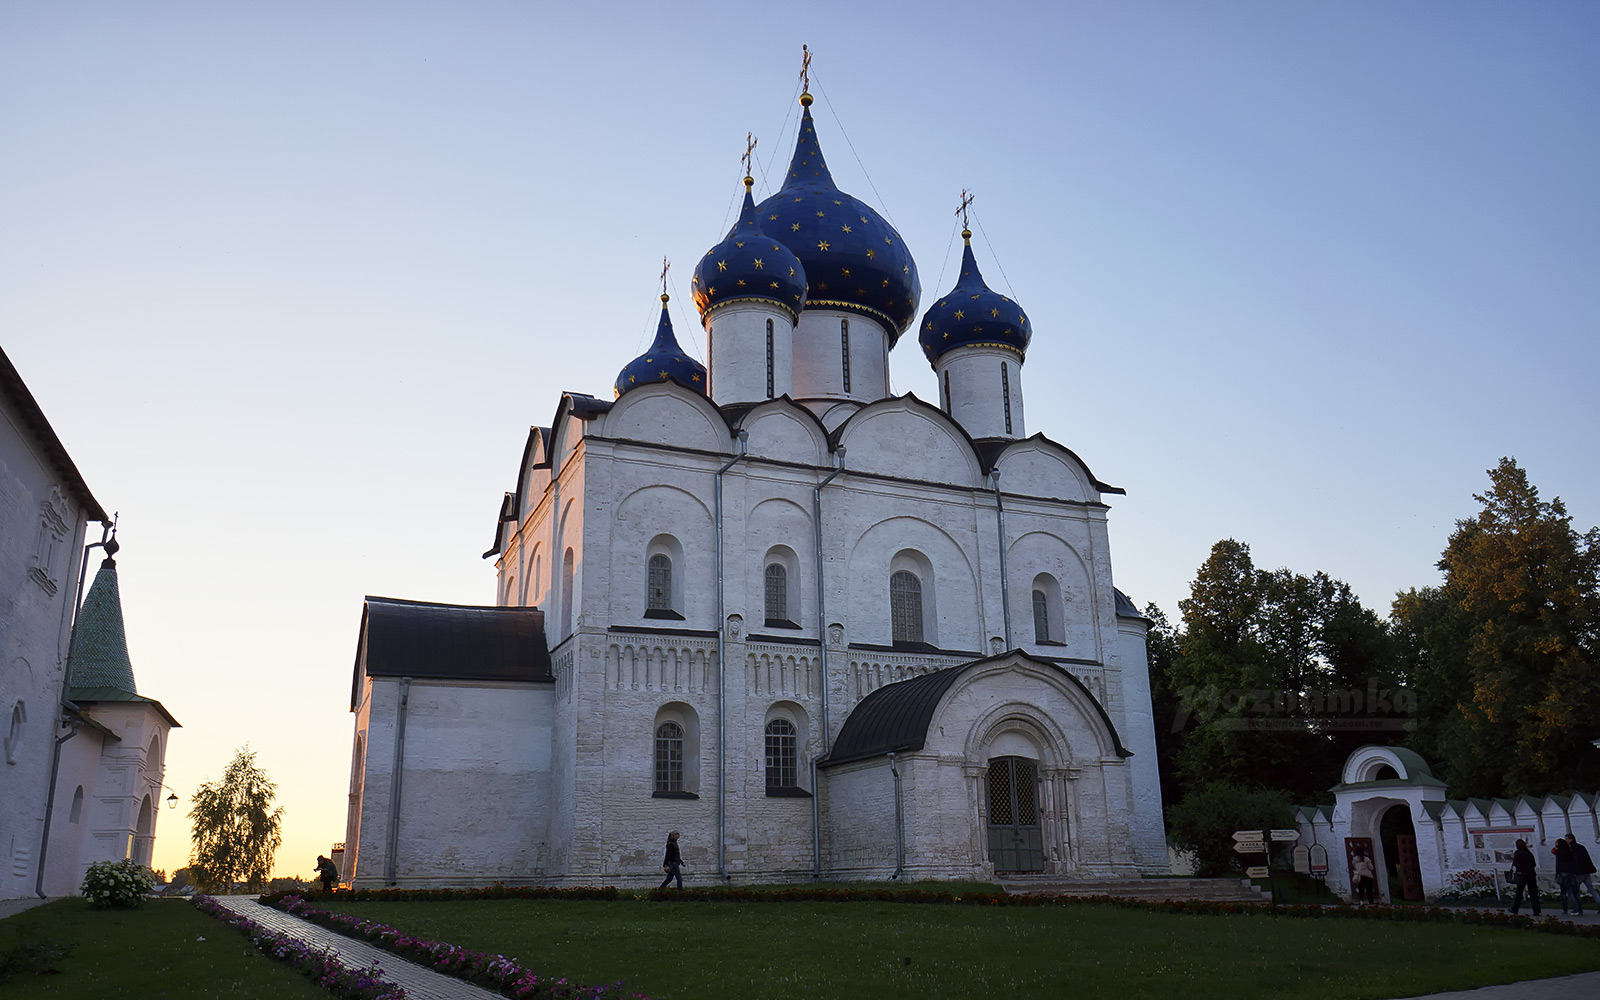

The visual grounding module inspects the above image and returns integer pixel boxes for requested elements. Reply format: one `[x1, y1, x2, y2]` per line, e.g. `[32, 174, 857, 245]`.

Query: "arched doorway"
[987, 756, 1043, 872]
[133, 795, 153, 865]
[1379, 804, 1423, 900]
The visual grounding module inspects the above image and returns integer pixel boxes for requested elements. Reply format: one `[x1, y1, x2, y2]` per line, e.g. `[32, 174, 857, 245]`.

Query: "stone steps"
[999, 876, 1271, 903]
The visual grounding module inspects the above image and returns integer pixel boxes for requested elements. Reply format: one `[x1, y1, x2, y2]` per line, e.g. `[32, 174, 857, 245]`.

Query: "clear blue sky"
[3, 1, 1595, 877]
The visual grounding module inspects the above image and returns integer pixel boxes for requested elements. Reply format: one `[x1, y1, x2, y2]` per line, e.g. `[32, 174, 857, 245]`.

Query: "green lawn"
[0, 898, 332, 999]
[325, 897, 1600, 1000]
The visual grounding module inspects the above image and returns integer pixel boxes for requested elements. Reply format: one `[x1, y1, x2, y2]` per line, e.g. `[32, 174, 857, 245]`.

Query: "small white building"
[1, 346, 177, 898]
[343, 82, 1168, 887]
[1297, 745, 1600, 902]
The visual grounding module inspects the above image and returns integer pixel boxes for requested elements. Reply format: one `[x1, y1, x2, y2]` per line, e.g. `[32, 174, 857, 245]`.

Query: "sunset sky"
[3, 1, 1595, 878]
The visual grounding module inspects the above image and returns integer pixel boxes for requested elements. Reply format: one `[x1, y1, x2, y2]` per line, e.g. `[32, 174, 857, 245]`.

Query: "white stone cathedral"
[343, 83, 1167, 888]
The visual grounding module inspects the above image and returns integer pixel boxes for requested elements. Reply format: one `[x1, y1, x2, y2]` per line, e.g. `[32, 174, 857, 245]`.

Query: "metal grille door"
[987, 757, 1044, 872]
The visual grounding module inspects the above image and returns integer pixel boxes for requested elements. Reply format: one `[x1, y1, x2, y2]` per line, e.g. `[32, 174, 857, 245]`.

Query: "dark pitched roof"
[352, 596, 554, 709]
[821, 649, 1131, 768]
[1, 346, 108, 522]
[68, 687, 181, 728]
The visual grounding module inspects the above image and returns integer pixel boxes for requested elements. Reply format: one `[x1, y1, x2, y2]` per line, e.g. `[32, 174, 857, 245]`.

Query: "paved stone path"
[208, 895, 504, 1000]
[0, 896, 52, 920]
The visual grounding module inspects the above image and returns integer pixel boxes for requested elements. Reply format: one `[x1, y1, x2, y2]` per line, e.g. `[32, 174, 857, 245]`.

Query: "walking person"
[1351, 850, 1376, 904]
[1510, 838, 1541, 916]
[659, 830, 684, 890]
[1568, 835, 1600, 908]
[1554, 838, 1583, 915]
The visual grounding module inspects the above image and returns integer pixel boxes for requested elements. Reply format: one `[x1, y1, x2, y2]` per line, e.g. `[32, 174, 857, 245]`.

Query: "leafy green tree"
[1396, 458, 1600, 795]
[1160, 540, 1399, 805]
[188, 747, 285, 893]
[1165, 783, 1297, 876]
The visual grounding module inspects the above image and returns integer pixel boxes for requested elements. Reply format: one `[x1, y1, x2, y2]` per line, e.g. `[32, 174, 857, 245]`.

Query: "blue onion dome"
[692, 175, 807, 324]
[918, 229, 1032, 364]
[753, 93, 920, 343]
[614, 294, 709, 397]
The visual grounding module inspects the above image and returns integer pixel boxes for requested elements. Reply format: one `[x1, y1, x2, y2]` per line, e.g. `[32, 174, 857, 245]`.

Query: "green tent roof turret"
[66, 554, 138, 696]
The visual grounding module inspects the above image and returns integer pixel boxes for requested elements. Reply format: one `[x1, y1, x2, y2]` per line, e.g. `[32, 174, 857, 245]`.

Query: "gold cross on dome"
[742, 132, 758, 177]
[800, 44, 812, 92]
[955, 189, 974, 231]
[659, 257, 671, 295]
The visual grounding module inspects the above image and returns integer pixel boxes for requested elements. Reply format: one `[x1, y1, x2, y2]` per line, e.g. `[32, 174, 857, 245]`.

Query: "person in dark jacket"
[659, 830, 684, 890]
[1567, 835, 1600, 907]
[1510, 839, 1541, 916]
[315, 855, 339, 892]
[1554, 838, 1583, 915]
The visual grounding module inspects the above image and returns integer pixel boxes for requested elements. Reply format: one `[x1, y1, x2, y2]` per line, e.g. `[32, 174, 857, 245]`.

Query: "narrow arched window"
[561, 548, 575, 637]
[648, 554, 673, 612]
[766, 319, 775, 398]
[765, 564, 788, 624]
[1002, 361, 1013, 434]
[943, 371, 952, 413]
[1033, 589, 1050, 644]
[890, 570, 924, 644]
[655, 722, 684, 793]
[840, 319, 851, 393]
[68, 785, 84, 823]
[765, 718, 797, 789]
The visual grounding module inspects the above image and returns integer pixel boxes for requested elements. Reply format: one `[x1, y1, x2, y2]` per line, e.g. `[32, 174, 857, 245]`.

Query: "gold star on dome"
[735, 241, 745, 248]
[939, 300, 947, 307]
[790, 172, 798, 178]
[737, 279, 746, 286]
[645, 357, 653, 363]
[1018, 313, 1025, 323]
[659, 370, 668, 378]
[717, 260, 727, 271]
[954, 309, 965, 320]
[882, 279, 890, 288]
[815, 210, 825, 217]
[791, 223, 801, 231]
[859, 215, 868, 224]
[772, 244, 781, 251]
[841, 224, 852, 233]
[817, 240, 831, 251]
[903, 265, 910, 274]
[866, 249, 876, 259]
[793, 197, 802, 203]
[753, 258, 765, 269]
[707, 287, 716, 295]
[770, 281, 779, 289]
[971, 293, 980, 300]
[991, 308, 1000, 318]
[1000, 296, 1010, 303]
[815, 281, 828, 291]
[973, 325, 982, 333]
[856, 287, 864, 294]
[789, 266, 796, 277]
[691, 373, 701, 382]
[886, 299, 895, 306]
[629, 375, 636, 382]
[841, 267, 851, 277]
[1004, 328, 1013, 336]
[942, 332, 949, 340]
[925, 321, 933, 331]
[769, 214, 780, 221]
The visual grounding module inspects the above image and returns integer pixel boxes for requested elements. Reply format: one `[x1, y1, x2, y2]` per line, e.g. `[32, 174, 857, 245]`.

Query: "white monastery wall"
[938, 345, 1026, 440]
[0, 396, 91, 899]
[820, 758, 899, 876]
[707, 303, 794, 404]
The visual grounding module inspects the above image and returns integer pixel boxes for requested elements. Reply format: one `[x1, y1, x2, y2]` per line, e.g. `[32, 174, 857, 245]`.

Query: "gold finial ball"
[962, 228, 972, 243]
[744, 175, 754, 189]
[800, 91, 813, 107]
[660, 292, 670, 304]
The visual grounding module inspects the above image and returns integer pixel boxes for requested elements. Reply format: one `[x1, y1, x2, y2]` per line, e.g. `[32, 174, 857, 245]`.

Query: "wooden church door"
[987, 757, 1044, 872]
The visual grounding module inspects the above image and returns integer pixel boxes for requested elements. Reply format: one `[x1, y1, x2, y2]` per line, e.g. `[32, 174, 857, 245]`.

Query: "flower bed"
[262, 885, 620, 907]
[191, 895, 406, 999]
[267, 895, 648, 1000]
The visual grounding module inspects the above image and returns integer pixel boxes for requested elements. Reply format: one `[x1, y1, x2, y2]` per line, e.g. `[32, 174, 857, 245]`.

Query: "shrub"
[1165, 783, 1297, 876]
[80, 858, 158, 909]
